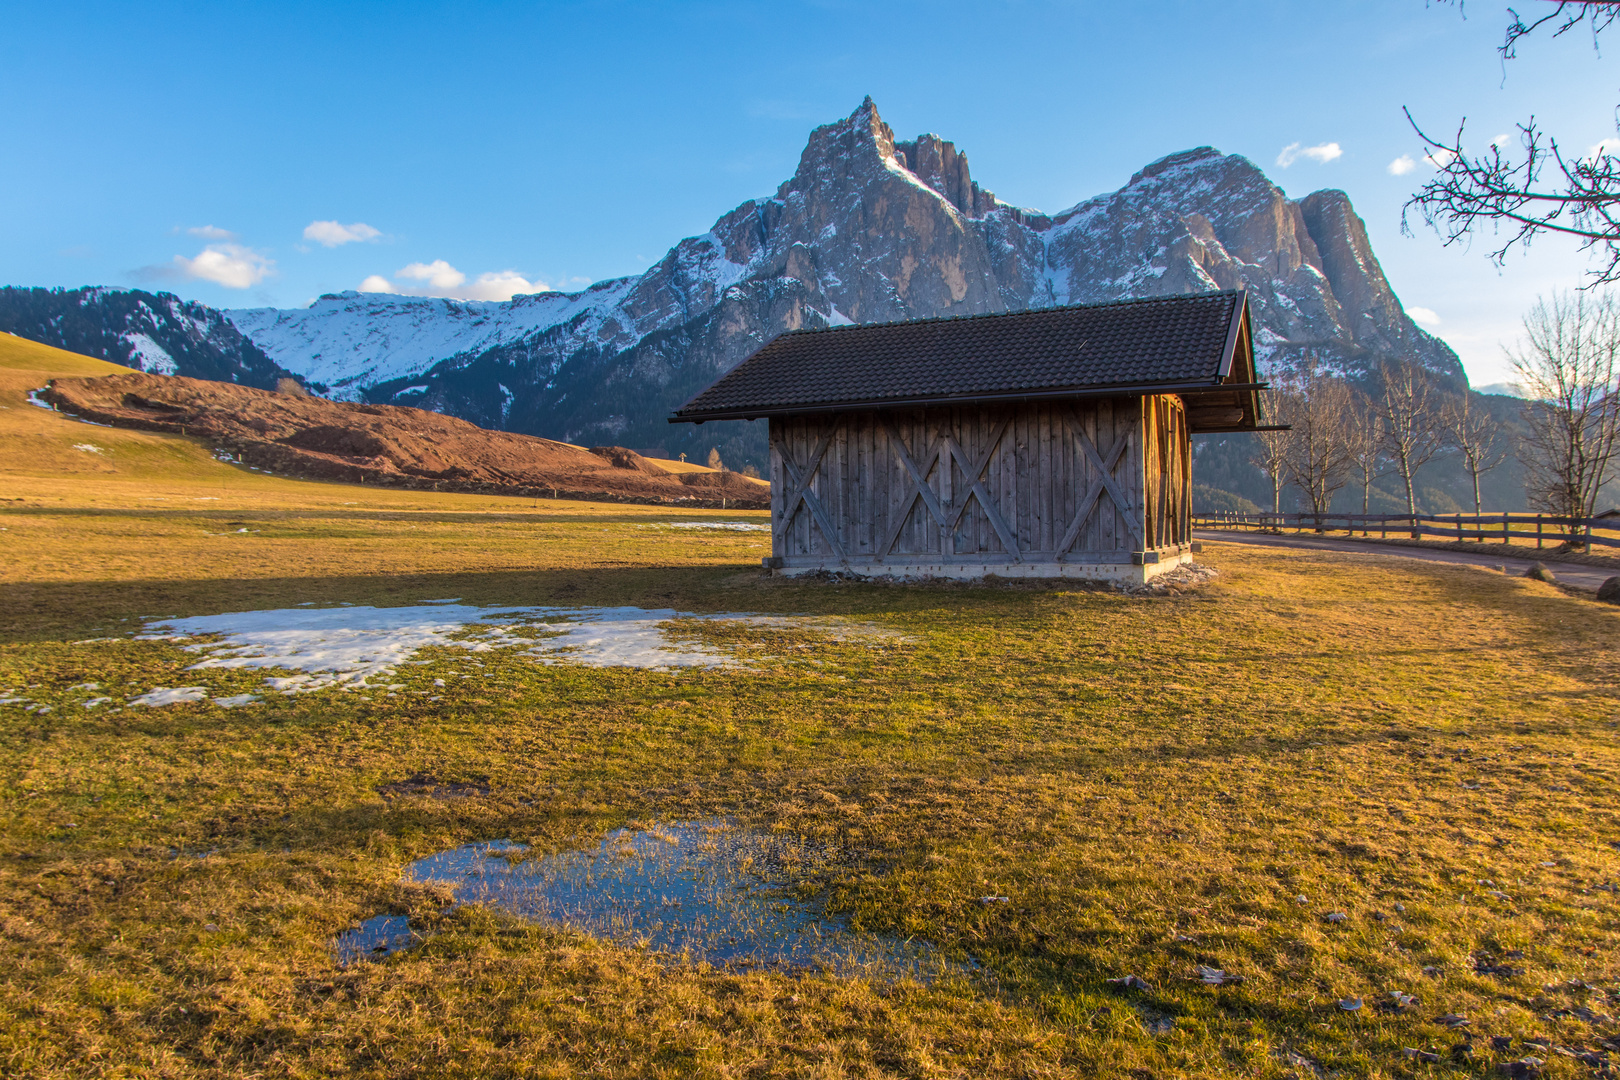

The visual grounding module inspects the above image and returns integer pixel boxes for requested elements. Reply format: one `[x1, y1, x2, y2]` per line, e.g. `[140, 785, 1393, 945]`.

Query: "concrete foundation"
[769, 549, 1195, 584]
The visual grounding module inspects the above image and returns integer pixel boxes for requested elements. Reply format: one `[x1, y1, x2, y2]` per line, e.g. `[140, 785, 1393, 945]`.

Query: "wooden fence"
[1192, 511, 1620, 550]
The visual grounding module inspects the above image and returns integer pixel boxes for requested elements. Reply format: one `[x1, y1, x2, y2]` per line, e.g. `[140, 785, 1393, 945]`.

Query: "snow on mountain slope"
[227, 278, 639, 399]
[18, 99, 1460, 476]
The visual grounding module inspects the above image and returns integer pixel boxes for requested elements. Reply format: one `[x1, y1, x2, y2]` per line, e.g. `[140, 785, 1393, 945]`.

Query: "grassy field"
[3, 336, 1619, 1078]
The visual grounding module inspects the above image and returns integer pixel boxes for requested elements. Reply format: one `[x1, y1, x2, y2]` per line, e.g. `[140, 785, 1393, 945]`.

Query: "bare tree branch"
[1440, 392, 1508, 514]
[1379, 359, 1443, 518]
[1406, 2, 1620, 284]
[1509, 290, 1620, 539]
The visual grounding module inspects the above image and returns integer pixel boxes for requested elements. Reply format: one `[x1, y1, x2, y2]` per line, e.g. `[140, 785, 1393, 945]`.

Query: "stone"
[1597, 576, 1620, 603]
[1524, 563, 1557, 583]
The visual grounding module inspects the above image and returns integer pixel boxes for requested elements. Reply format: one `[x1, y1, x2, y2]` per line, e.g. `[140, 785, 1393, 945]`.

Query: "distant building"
[671, 290, 1269, 582]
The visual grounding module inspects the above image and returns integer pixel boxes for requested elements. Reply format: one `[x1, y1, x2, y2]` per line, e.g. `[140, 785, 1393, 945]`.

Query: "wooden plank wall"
[1139, 394, 1191, 550]
[769, 396, 1190, 566]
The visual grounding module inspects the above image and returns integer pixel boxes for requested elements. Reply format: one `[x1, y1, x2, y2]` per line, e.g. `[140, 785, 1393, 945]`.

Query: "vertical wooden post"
[1456, 513, 1462, 543]
[1503, 512, 1510, 545]
[1584, 516, 1594, 554]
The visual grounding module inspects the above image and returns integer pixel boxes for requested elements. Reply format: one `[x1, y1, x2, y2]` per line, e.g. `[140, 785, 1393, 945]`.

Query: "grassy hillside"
[0, 332, 764, 515]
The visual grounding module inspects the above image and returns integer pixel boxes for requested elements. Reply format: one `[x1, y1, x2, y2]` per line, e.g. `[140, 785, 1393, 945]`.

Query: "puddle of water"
[135, 604, 900, 693]
[333, 914, 417, 964]
[341, 822, 968, 980]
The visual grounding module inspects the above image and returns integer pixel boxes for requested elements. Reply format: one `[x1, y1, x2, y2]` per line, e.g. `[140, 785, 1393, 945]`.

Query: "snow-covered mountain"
[1, 99, 1461, 473]
[224, 99, 1462, 468]
[0, 286, 294, 389]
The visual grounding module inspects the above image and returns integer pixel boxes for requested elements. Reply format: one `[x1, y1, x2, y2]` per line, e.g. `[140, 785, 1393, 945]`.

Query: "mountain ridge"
[1, 99, 1463, 474]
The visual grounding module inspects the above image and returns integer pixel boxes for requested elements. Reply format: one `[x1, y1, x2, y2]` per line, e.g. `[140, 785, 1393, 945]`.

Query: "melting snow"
[72, 443, 104, 454]
[122, 332, 179, 376]
[129, 686, 210, 707]
[138, 603, 892, 693]
[645, 522, 771, 532]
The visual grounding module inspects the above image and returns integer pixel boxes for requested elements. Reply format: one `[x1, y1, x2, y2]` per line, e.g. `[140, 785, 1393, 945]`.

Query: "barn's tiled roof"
[672, 290, 1249, 421]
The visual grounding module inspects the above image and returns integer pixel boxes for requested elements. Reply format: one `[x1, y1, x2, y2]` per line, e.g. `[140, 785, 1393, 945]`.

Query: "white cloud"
[1387, 155, 1417, 176]
[397, 259, 467, 289]
[1277, 141, 1342, 167]
[1491, 133, 1513, 150]
[461, 270, 544, 301]
[1424, 147, 1458, 169]
[357, 261, 547, 300]
[174, 243, 274, 289]
[304, 220, 382, 248]
[186, 224, 235, 240]
[1590, 137, 1620, 160]
[1407, 306, 1441, 327]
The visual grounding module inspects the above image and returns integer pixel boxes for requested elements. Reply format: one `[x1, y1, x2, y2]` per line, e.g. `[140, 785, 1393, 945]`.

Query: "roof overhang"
[670, 290, 1271, 431]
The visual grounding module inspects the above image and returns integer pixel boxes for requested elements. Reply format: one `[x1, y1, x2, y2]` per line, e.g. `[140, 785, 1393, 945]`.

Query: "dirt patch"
[43, 371, 769, 508]
[376, 773, 491, 800]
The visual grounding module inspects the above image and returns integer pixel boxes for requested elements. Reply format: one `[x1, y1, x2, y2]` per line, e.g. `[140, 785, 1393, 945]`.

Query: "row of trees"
[1248, 291, 1620, 525]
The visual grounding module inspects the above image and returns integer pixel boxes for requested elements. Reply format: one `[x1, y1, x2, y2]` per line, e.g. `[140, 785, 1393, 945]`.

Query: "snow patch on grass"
[137, 603, 891, 692]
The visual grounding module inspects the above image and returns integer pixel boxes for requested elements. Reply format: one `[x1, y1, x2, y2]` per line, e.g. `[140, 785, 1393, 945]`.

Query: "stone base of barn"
[765, 546, 1195, 584]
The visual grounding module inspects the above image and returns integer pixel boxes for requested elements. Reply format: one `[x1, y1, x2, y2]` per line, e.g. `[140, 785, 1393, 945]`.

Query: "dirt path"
[1195, 529, 1618, 592]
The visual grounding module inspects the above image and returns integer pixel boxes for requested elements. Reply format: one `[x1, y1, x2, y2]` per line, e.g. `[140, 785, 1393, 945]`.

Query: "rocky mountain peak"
[11, 99, 1466, 476]
[1129, 146, 1225, 184]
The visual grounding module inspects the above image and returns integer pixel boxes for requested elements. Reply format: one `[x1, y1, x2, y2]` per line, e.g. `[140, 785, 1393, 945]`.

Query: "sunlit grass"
[2, 337, 1618, 1077]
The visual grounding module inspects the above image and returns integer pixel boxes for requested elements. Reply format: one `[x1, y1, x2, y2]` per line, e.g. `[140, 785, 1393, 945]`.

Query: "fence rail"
[1192, 511, 1620, 550]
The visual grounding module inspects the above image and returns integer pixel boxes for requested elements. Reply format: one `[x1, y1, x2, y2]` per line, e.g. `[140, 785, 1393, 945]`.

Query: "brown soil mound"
[43, 371, 769, 508]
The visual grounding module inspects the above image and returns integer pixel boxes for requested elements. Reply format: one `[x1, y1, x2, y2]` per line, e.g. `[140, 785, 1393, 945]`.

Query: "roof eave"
[669, 379, 1269, 424]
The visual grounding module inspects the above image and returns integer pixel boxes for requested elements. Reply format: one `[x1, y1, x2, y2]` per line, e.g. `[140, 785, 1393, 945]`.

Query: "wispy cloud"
[173, 243, 276, 289]
[304, 220, 382, 248]
[1387, 155, 1417, 176]
[186, 224, 236, 240]
[1277, 141, 1342, 167]
[359, 260, 547, 301]
[1423, 147, 1458, 169]
[1407, 306, 1441, 327]
[1591, 137, 1620, 160]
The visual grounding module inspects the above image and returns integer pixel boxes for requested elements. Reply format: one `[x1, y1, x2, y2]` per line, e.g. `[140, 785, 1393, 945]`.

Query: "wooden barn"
[670, 290, 1267, 582]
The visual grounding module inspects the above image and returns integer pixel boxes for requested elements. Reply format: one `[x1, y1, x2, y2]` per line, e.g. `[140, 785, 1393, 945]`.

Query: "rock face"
[0, 286, 295, 390]
[8, 100, 1464, 472]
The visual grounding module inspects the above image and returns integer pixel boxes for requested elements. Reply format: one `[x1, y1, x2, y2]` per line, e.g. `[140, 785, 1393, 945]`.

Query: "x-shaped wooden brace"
[1057, 406, 1141, 554]
[772, 420, 846, 558]
[943, 416, 1021, 559]
[878, 416, 947, 558]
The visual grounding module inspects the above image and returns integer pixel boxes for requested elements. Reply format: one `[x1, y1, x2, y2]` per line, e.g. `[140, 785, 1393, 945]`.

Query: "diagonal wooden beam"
[881, 416, 946, 525]
[878, 416, 946, 558]
[1055, 431, 1129, 556]
[772, 421, 840, 553]
[1062, 406, 1142, 547]
[944, 417, 1020, 558]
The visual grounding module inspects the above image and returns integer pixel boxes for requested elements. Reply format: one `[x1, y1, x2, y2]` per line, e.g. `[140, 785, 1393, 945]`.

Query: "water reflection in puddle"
[338, 821, 969, 980]
[333, 914, 417, 964]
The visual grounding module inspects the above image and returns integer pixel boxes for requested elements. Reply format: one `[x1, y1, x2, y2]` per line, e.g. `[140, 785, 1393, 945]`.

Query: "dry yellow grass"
[1, 335, 1618, 1079]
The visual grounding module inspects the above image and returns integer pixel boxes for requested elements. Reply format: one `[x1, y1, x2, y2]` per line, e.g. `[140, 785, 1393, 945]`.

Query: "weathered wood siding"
[769, 396, 1190, 568]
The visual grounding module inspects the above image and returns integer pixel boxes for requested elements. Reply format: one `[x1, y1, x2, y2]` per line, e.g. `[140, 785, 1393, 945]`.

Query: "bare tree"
[1249, 387, 1292, 515]
[1406, 2, 1620, 283]
[1278, 365, 1357, 519]
[1348, 393, 1385, 514]
[1378, 359, 1443, 519]
[1508, 290, 1620, 541]
[1440, 392, 1507, 516]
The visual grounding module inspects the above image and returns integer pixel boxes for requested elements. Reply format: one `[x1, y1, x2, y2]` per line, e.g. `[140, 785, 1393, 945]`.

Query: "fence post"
[1502, 512, 1509, 545]
[1585, 516, 1594, 554]
[1456, 513, 1462, 544]
[1537, 515, 1543, 549]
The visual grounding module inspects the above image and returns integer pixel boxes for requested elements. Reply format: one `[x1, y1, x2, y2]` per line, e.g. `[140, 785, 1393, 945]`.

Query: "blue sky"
[1, 0, 1613, 384]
